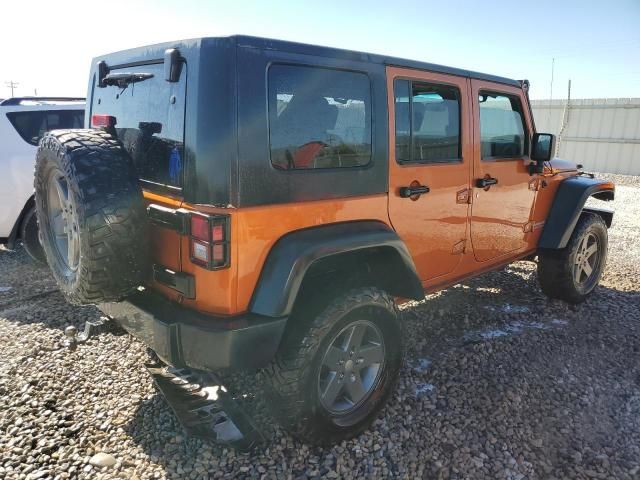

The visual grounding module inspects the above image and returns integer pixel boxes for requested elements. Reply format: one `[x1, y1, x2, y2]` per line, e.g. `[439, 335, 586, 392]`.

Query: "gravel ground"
[1, 174, 639, 480]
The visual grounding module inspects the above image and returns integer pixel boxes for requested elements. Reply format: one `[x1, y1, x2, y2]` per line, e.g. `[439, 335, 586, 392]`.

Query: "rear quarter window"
[6, 110, 84, 146]
[268, 65, 372, 170]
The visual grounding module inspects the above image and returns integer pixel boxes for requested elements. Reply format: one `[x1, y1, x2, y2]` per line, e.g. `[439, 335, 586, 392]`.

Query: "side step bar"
[144, 362, 265, 451]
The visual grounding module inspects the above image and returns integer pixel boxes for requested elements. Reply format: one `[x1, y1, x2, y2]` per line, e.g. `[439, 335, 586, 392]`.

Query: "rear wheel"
[538, 213, 608, 304]
[263, 287, 403, 445]
[20, 206, 46, 264]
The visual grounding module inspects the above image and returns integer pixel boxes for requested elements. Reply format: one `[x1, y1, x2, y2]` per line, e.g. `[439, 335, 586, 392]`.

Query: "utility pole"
[547, 57, 555, 127]
[5, 80, 19, 97]
[549, 57, 555, 102]
[556, 79, 572, 158]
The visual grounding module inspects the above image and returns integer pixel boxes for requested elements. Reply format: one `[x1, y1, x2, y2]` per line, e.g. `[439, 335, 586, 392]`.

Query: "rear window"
[268, 65, 372, 170]
[6, 110, 84, 146]
[91, 62, 186, 191]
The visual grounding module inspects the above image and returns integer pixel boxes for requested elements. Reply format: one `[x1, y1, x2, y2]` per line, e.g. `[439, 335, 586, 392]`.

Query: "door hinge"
[456, 188, 472, 204]
[153, 264, 195, 299]
[147, 204, 191, 235]
[528, 179, 541, 191]
[452, 239, 466, 255]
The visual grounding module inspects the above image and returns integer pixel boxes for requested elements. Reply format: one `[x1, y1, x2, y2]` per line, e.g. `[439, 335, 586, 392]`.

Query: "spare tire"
[34, 129, 148, 305]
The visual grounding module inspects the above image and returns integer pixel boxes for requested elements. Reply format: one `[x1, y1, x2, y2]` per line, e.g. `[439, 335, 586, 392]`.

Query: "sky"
[1, 0, 639, 100]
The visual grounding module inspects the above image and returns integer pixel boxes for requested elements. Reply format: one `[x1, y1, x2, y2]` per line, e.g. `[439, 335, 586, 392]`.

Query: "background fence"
[531, 98, 640, 175]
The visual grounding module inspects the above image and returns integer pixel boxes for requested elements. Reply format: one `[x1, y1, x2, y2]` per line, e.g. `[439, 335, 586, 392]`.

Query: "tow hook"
[62, 316, 114, 349]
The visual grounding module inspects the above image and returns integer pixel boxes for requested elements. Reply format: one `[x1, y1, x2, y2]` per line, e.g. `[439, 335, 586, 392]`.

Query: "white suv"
[0, 97, 85, 261]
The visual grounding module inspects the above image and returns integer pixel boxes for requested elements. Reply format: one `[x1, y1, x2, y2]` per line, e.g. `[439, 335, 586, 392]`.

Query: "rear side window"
[394, 79, 461, 163]
[6, 110, 84, 146]
[91, 62, 186, 191]
[268, 65, 372, 170]
[479, 92, 528, 159]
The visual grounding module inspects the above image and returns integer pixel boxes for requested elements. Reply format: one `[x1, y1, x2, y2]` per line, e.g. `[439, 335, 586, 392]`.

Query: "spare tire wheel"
[34, 129, 148, 304]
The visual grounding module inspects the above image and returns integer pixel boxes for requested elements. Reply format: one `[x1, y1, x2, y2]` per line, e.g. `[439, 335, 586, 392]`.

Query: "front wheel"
[538, 213, 608, 304]
[263, 287, 403, 445]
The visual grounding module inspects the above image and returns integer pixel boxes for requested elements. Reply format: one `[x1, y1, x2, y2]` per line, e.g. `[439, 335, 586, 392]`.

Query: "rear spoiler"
[97, 48, 183, 88]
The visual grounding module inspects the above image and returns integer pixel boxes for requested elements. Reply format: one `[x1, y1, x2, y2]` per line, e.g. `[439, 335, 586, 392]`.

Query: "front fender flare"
[538, 176, 614, 249]
[249, 221, 424, 318]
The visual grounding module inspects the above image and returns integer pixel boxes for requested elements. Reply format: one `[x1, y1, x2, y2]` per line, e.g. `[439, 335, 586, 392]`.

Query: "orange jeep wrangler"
[34, 36, 614, 447]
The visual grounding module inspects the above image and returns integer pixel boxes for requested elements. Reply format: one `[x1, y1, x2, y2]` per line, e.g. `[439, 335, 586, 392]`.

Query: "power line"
[5, 80, 19, 97]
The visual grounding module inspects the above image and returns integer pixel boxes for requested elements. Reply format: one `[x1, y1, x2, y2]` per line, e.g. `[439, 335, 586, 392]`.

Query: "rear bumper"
[98, 290, 287, 371]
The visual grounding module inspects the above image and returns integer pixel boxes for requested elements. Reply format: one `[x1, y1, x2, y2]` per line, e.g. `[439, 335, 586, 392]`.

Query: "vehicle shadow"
[121, 260, 640, 477]
[0, 247, 106, 334]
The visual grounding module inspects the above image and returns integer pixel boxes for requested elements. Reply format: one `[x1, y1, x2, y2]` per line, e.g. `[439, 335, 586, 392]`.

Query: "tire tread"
[34, 129, 148, 304]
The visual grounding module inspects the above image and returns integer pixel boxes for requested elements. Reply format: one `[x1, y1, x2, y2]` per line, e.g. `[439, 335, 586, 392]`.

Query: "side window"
[394, 79, 461, 164]
[6, 110, 85, 146]
[479, 92, 528, 159]
[268, 65, 372, 170]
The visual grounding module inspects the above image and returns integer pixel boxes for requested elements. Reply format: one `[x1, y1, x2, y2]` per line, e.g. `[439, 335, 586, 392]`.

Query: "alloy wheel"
[573, 232, 599, 286]
[47, 170, 80, 272]
[318, 320, 385, 414]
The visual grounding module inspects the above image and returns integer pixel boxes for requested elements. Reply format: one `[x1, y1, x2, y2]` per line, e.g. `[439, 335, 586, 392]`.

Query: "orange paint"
[144, 195, 389, 315]
[139, 68, 611, 318]
[468, 79, 537, 262]
[386, 67, 471, 281]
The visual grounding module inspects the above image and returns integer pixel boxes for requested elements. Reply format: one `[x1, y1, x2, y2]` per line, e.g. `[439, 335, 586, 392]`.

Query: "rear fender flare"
[538, 176, 614, 249]
[249, 221, 424, 318]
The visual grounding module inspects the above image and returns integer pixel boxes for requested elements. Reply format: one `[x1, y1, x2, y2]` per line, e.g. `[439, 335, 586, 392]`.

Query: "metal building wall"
[531, 98, 640, 175]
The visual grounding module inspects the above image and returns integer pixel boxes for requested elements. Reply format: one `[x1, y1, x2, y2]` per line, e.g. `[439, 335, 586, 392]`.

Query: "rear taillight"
[91, 114, 117, 128]
[189, 213, 230, 269]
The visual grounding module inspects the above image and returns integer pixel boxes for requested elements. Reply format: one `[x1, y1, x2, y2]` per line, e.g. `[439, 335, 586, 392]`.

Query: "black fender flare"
[538, 176, 614, 249]
[249, 221, 424, 318]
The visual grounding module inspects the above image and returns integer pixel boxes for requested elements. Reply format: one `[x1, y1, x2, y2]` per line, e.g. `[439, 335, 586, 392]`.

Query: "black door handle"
[476, 177, 498, 188]
[399, 185, 430, 198]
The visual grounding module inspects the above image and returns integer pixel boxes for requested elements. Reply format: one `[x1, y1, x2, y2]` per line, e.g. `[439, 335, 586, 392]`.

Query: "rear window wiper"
[103, 72, 154, 88]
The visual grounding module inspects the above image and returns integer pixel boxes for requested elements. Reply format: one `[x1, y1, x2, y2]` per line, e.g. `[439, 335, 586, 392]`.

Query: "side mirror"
[529, 133, 556, 174]
[531, 133, 556, 162]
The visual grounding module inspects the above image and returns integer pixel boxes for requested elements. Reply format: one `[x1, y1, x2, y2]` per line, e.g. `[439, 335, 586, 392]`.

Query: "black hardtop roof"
[233, 35, 521, 87]
[96, 35, 522, 88]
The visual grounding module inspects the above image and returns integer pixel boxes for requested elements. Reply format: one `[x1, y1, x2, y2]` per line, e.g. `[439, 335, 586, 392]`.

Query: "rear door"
[470, 80, 536, 262]
[387, 67, 471, 281]
[90, 62, 187, 273]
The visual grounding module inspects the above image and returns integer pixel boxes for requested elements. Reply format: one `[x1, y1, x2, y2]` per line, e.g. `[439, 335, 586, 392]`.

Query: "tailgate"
[90, 60, 186, 274]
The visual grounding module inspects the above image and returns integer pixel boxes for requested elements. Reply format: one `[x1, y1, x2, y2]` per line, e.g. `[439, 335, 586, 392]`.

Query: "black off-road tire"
[263, 287, 403, 445]
[20, 206, 46, 264]
[538, 213, 608, 304]
[34, 129, 148, 304]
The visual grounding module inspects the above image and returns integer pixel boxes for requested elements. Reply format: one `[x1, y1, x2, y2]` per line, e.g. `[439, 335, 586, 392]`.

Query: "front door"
[470, 80, 536, 262]
[387, 67, 471, 281]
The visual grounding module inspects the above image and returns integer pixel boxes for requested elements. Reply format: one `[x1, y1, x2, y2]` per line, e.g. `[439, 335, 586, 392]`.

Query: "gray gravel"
[1, 174, 639, 480]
